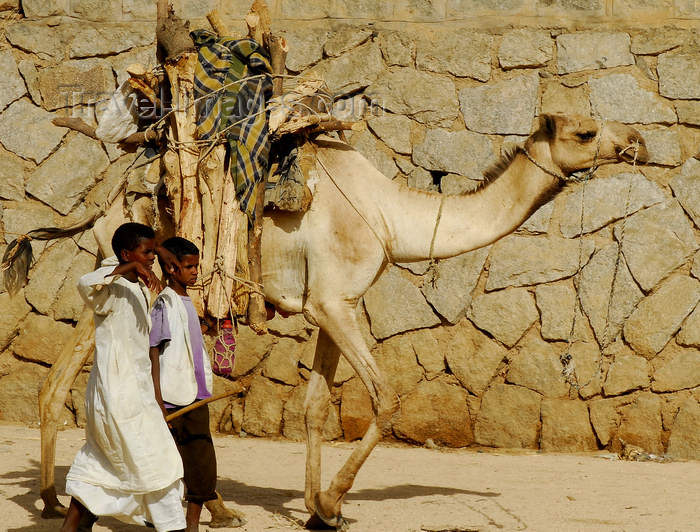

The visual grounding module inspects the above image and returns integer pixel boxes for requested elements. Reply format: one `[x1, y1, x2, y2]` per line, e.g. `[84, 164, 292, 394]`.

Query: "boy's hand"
[155, 245, 179, 275]
[134, 263, 163, 292]
[110, 261, 161, 291]
[200, 315, 214, 335]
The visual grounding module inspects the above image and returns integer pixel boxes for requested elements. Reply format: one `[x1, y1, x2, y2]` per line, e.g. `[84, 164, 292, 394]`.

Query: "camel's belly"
[261, 211, 307, 313]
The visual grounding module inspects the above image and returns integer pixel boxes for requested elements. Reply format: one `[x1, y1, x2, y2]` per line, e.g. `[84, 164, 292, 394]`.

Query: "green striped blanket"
[192, 30, 273, 221]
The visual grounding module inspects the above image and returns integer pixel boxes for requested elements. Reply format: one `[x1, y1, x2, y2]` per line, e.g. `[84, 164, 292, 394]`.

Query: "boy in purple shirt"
[149, 237, 217, 532]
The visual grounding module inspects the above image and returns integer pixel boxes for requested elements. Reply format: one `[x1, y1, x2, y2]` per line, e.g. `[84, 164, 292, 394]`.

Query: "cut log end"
[156, 0, 195, 61]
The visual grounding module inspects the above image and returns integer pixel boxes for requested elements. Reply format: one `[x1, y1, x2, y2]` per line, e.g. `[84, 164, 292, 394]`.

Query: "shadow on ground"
[215, 475, 500, 528]
[5, 461, 501, 531]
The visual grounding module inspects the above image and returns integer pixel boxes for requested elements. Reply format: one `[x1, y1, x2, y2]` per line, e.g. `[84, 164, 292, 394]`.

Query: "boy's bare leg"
[59, 497, 88, 532]
[186, 502, 203, 532]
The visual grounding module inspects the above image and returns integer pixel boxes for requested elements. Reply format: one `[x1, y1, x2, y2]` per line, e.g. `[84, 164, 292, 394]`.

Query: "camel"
[30, 113, 647, 529]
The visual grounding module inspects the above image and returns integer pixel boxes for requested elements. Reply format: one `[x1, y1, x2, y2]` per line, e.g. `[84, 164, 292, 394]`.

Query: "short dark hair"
[160, 236, 199, 261]
[111, 223, 155, 262]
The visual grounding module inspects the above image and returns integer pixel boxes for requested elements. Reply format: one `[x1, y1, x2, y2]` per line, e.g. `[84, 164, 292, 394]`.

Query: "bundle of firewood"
[52, 1, 359, 332]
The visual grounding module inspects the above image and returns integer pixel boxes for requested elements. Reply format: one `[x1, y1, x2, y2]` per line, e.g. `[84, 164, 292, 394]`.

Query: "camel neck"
[424, 153, 561, 259]
[315, 137, 562, 264]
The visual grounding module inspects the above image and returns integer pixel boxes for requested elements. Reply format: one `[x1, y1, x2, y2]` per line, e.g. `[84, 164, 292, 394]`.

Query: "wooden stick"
[267, 35, 288, 98]
[268, 79, 326, 133]
[251, 0, 272, 31]
[244, 0, 276, 334]
[121, 127, 164, 144]
[308, 119, 363, 134]
[164, 53, 205, 314]
[207, 163, 244, 319]
[207, 9, 232, 37]
[246, 12, 261, 43]
[52, 117, 97, 139]
[275, 114, 360, 136]
[246, 178, 267, 334]
[52, 117, 165, 145]
[165, 387, 242, 422]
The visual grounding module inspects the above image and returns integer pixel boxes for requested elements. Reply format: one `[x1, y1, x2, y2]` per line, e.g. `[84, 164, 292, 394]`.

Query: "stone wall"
[1, 1, 699, 459]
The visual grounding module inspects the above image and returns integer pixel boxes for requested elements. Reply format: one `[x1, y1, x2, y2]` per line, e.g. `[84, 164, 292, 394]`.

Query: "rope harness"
[426, 195, 446, 287]
[497, 121, 642, 391]
[558, 132, 642, 391]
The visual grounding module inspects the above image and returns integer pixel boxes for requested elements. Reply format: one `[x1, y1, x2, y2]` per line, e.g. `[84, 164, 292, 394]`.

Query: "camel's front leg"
[303, 329, 341, 523]
[39, 309, 94, 518]
[305, 302, 399, 529]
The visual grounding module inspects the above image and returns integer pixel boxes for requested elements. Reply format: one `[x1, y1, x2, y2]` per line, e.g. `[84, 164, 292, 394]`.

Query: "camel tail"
[2, 214, 100, 295]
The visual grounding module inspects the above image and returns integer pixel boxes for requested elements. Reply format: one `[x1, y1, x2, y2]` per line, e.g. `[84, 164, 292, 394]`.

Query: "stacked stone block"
[1, 0, 699, 459]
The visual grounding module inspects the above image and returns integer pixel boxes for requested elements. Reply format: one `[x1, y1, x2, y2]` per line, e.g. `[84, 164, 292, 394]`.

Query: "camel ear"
[539, 114, 557, 138]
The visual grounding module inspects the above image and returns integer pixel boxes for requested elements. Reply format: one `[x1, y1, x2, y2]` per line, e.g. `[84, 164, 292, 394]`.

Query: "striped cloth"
[191, 30, 273, 221]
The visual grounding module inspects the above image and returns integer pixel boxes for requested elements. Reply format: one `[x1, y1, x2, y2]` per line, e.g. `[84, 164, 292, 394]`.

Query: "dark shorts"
[167, 403, 217, 504]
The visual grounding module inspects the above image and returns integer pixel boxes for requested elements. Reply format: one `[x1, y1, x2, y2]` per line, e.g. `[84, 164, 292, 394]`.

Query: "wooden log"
[163, 52, 205, 314]
[245, 12, 262, 43]
[207, 9, 240, 38]
[125, 64, 158, 90]
[52, 117, 166, 145]
[127, 77, 158, 104]
[231, 210, 250, 316]
[267, 34, 288, 98]
[275, 114, 360, 136]
[156, 0, 194, 61]
[244, 0, 276, 334]
[198, 145, 226, 316]
[251, 0, 272, 32]
[162, 149, 182, 224]
[39, 310, 94, 518]
[121, 127, 164, 145]
[308, 119, 363, 134]
[246, 179, 267, 334]
[205, 152, 244, 319]
[52, 117, 97, 139]
[268, 78, 326, 133]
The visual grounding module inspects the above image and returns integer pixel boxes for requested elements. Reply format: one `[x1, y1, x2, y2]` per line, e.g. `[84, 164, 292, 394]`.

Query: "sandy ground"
[1, 425, 699, 532]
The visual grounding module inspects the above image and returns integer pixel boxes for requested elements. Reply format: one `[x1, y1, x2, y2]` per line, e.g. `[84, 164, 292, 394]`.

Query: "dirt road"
[1, 425, 698, 531]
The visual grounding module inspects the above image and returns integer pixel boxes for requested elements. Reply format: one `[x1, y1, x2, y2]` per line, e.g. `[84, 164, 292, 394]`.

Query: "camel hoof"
[305, 513, 348, 530]
[312, 493, 348, 530]
[205, 496, 247, 528]
[41, 503, 68, 519]
[209, 515, 247, 528]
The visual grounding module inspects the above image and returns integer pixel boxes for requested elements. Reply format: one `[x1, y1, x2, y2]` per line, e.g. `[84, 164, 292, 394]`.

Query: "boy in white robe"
[60, 223, 186, 532]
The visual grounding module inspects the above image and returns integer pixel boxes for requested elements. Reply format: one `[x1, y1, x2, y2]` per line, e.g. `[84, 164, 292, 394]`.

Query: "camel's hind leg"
[303, 329, 341, 524]
[39, 309, 94, 518]
[303, 302, 399, 529]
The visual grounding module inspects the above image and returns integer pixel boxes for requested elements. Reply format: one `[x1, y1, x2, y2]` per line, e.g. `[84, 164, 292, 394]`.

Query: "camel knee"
[305, 399, 330, 433]
[376, 389, 400, 434]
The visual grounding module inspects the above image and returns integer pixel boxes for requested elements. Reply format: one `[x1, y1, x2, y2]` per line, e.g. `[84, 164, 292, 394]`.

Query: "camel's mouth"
[568, 167, 593, 181]
[617, 142, 649, 164]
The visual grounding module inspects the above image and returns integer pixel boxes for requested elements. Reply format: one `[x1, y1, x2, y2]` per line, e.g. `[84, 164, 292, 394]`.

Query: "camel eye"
[577, 131, 597, 143]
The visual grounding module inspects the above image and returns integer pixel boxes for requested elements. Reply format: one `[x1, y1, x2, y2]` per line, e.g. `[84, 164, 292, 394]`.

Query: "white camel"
[32, 113, 647, 529]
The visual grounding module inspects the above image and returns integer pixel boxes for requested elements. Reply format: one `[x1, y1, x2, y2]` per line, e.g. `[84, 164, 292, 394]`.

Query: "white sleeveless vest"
[155, 287, 213, 406]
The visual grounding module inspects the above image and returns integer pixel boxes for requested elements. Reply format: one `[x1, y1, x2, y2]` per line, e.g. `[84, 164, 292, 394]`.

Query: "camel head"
[529, 114, 649, 178]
